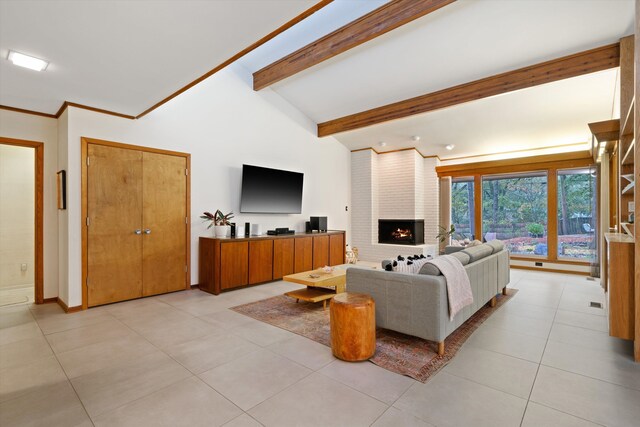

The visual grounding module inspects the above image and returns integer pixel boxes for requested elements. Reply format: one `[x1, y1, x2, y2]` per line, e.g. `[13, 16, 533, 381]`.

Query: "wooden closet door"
[87, 145, 143, 307]
[142, 152, 187, 296]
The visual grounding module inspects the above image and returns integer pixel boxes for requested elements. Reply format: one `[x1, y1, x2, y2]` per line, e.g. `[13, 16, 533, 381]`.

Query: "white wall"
[0, 110, 59, 299]
[58, 63, 351, 307]
[350, 149, 439, 262]
[378, 150, 417, 219]
[0, 145, 34, 288]
[57, 110, 69, 304]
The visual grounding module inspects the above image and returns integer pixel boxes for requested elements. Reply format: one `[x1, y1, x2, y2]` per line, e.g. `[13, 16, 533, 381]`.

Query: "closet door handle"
[134, 229, 142, 235]
[144, 229, 151, 234]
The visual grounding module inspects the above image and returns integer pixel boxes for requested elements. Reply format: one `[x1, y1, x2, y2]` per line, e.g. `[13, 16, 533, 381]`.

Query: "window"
[482, 172, 548, 256]
[451, 177, 475, 240]
[557, 168, 596, 260]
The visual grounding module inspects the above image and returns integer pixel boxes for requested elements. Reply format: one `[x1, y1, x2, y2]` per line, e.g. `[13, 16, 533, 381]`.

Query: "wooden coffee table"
[283, 268, 346, 310]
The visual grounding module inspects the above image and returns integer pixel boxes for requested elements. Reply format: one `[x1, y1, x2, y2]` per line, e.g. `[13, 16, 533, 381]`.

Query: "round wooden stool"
[330, 292, 375, 361]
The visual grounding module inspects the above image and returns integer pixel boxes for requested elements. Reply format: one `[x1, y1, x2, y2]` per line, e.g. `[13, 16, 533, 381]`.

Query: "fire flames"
[391, 228, 412, 240]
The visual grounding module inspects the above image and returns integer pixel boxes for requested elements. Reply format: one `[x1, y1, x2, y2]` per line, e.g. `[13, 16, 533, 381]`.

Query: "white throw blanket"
[426, 255, 474, 320]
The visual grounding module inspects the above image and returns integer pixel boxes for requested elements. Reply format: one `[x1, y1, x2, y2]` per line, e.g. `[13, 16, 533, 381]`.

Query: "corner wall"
[0, 110, 59, 300]
[351, 149, 439, 261]
[0, 145, 34, 288]
[58, 63, 351, 307]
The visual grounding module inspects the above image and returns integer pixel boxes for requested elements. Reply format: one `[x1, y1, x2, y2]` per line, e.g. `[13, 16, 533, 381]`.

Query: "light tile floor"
[1, 269, 639, 426]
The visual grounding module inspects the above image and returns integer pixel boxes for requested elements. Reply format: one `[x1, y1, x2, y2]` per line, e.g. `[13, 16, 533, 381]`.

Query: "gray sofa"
[346, 241, 509, 355]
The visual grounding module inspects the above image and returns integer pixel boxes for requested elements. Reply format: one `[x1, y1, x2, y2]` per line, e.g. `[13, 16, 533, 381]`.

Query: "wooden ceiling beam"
[318, 42, 621, 137]
[252, 0, 456, 91]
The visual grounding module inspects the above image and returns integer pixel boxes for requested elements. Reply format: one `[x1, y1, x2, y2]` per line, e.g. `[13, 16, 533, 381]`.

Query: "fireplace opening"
[378, 219, 424, 245]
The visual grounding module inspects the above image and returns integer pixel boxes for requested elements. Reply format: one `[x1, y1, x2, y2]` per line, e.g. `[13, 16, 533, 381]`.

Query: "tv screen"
[240, 165, 303, 214]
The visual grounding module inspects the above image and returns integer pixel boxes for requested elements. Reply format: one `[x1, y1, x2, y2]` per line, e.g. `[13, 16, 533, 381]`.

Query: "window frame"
[556, 167, 597, 262]
[481, 171, 549, 258]
[437, 151, 596, 265]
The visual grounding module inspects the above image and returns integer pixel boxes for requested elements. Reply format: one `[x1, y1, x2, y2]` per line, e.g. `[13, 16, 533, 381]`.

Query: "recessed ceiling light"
[445, 144, 455, 150]
[378, 141, 387, 147]
[7, 50, 49, 71]
[411, 135, 421, 142]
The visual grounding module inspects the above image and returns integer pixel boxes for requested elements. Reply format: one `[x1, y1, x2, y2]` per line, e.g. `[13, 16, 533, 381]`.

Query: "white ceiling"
[0, 0, 318, 116]
[335, 68, 619, 158]
[258, 0, 633, 123]
[238, 0, 633, 159]
[0, 0, 635, 160]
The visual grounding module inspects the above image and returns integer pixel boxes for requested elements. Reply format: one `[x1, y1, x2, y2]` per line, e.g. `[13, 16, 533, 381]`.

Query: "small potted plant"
[201, 210, 234, 238]
[436, 224, 456, 244]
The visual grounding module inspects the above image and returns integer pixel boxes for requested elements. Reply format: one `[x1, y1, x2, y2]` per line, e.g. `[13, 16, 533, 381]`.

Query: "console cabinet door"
[273, 238, 294, 279]
[249, 240, 273, 284]
[220, 242, 249, 289]
[312, 235, 329, 269]
[294, 237, 313, 273]
[329, 234, 345, 266]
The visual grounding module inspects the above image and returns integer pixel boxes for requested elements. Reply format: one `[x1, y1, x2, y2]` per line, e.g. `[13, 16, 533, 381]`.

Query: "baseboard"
[191, 284, 200, 289]
[57, 298, 83, 313]
[42, 297, 58, 304]
[511, 265, 591, 276]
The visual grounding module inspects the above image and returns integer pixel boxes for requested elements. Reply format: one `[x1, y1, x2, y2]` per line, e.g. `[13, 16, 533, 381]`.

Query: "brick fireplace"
[378, 219, 425, 245]
[350, 149, 439, 261]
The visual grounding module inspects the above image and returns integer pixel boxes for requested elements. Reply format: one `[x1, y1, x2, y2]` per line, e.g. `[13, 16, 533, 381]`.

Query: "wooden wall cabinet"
[249, 240, 274, 284]
[273, 238, 294, 279]
[329, 234, 345, 266]
[199, 231, 346, 295]
[605, 234, 635, 340]
[312, 235, 329, 269]
[220, 242, 248, 290]
[294, 237, 313, 273]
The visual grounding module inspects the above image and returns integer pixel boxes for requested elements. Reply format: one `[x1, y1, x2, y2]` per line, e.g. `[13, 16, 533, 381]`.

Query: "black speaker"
[305, 221, 312, 232]
[244, 222, 250, 237]
[310, 216, 327, 232]
[230, 223, 236, 238]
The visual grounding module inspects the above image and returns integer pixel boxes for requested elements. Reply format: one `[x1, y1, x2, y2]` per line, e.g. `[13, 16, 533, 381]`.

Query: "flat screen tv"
[240, 164, 303, 214]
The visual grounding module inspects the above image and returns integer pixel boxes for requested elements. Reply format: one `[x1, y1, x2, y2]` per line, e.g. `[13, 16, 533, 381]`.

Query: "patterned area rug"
[232, 288, 516, 383]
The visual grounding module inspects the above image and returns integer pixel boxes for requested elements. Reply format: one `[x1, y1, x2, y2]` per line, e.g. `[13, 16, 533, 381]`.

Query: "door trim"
[0, 137, 44, 304]
[81, 137, 191, 309]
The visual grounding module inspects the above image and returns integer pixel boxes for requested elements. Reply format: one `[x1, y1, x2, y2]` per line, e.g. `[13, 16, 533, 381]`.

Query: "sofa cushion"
[461, 244, 493, 263]
[451, 251, 471, 265]
[419, 262, 440, 276]
[418, 252, 470, 276]
[486, 239, 505, 253]
[381, 260, 392, 270]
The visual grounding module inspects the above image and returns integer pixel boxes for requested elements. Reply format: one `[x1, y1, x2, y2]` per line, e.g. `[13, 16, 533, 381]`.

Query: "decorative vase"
[213, 225, 229, 238]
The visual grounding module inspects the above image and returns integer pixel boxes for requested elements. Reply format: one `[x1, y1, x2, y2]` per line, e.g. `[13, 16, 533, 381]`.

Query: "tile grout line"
[519, 277, 564, 427]
[164, 299, 321, 419]
[30, 306, 97, 427]
[442, 369, 531, 402]
[58, 305, 200, 422]
[91, 301, 274, 423]
[537, 362, 640, 393]
[528, 401, 607, 427]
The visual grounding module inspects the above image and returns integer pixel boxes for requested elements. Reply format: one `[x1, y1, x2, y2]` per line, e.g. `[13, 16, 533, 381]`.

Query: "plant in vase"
[201, 210, 234, 238]
[436, 224, 456, 244]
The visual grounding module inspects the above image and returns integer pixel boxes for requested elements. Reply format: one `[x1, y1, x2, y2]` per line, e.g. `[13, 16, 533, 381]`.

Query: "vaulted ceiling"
[0, 0, 319, 116]
[0, 0, 635, 159]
